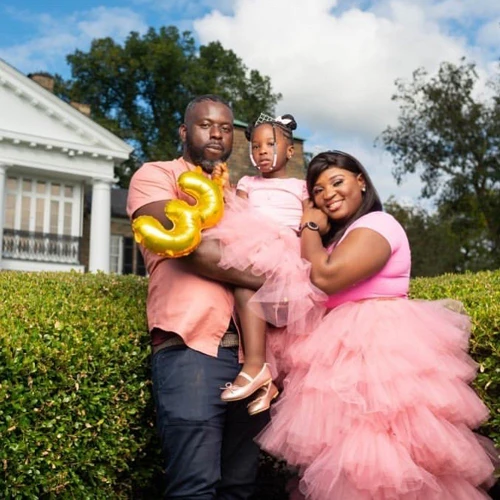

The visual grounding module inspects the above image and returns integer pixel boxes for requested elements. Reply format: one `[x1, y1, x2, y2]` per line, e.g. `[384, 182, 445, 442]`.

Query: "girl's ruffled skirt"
[256, 298, 497, 499]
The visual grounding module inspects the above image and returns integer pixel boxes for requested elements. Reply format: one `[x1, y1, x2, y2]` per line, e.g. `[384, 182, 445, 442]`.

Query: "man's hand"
[212, 162, 230, 189]
[182, 239, 265, 290]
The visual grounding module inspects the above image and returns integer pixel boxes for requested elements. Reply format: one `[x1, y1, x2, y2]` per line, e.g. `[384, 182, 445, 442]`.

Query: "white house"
[0, 59, 133, 273]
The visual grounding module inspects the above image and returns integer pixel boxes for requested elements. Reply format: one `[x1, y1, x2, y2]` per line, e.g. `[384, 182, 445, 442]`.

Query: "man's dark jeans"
[152, 344, 269, 499]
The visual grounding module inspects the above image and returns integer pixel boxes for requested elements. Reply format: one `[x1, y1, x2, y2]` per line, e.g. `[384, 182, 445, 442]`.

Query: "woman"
[255, 151, 496, 499]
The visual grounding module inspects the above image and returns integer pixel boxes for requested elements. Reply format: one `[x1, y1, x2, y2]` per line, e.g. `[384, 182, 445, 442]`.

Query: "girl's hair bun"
[278, 114, 297, 131]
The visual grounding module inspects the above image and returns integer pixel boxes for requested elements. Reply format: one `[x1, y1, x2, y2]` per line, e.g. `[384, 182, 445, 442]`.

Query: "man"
[127, 95, 267, 499]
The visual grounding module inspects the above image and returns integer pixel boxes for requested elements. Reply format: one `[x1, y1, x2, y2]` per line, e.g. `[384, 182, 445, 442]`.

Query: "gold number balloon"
[132, 166, 226, 258]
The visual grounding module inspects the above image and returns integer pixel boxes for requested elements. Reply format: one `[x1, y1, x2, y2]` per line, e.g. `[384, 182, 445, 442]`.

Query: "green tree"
[195, 42, 281, 123]
[379, 59, 500, 268]
[56, 27, 281, 186]
[385, 198, 463, 277]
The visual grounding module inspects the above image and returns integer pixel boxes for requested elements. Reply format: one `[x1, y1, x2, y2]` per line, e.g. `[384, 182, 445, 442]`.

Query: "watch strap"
[297, 221, 320, 236]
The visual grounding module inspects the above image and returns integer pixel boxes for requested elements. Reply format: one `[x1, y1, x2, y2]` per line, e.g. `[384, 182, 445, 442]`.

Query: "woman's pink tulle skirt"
[257, 298, 496, 499]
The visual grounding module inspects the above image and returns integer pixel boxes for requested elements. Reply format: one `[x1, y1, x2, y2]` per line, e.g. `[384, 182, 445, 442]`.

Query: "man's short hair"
[184, 94, 232, 122]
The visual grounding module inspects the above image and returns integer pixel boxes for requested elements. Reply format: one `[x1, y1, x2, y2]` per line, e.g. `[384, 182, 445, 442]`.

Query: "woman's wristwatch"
[297, 221, 320, 236]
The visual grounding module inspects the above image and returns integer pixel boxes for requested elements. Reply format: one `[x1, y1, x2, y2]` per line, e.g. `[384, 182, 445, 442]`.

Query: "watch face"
[299, 221, 320, 235]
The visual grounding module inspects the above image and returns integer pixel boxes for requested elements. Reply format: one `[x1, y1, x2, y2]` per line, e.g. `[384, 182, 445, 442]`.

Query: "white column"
[0, 163, 7, 269]
[89, 178, 112, 273]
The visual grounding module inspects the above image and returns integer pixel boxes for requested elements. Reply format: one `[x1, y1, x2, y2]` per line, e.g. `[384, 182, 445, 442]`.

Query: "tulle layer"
[205, 191, 300, 277]
[256, 298, 496, 499]
[205, 191, 327, 333]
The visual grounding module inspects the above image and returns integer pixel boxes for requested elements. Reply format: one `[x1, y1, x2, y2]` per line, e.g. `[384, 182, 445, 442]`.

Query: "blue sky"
[1, 0, 499, 204]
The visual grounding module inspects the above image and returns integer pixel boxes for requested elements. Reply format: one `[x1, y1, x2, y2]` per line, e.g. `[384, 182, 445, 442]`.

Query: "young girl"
[208, 113, 321, 415]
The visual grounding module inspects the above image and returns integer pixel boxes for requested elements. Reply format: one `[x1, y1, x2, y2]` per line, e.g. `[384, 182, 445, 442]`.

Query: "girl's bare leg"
[221, 287, 279, 412]
[233, 287, 267, 385]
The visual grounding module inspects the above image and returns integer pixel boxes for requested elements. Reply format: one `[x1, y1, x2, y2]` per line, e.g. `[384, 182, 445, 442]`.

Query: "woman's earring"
[361, 186, 366, 192]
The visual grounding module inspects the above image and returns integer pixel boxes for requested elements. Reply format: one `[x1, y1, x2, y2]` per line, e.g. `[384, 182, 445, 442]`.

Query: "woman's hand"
[301, 199, 330, 235]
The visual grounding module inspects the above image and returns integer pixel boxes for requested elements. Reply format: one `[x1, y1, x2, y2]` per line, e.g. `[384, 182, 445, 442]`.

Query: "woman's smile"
[325, 198, 344, 212]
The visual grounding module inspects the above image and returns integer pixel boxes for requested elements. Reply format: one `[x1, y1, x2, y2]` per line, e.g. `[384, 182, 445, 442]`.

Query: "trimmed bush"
[0, 271, 160, 499]
[0, 270, 498, 498]
[410, 271, 500, 444]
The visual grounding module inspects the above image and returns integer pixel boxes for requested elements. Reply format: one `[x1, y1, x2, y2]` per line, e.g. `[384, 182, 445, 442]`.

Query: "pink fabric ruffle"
[256, 298, 496, 499]
[205, 191, 327, 356]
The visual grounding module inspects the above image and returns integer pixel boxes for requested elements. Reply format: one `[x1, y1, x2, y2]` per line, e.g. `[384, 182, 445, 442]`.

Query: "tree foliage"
[56, 27, 281, 186]
[380, 59, 500, 268]
[385, 198, 463, 277]
[386, 197, 497, 276]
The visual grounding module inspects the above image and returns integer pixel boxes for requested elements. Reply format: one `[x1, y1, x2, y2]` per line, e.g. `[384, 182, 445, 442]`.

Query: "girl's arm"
[236, 176, 249, 199]
[299, 206, 391, 295]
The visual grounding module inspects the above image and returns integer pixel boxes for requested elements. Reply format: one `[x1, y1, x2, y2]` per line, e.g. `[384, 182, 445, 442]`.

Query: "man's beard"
[186, 138, 231, 173]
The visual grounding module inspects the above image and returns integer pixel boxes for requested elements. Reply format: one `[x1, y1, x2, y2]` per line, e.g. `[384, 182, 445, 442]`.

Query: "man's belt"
[152, 331, 239, 355]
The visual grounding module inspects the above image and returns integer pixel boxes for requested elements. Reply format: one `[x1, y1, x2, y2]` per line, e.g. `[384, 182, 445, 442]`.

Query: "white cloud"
[477, 17, 500, 48]
[0, 7, 148, 74]
[195, 0, 471, 138]
[76, 7, 148, 40]
[424, 0, 500, 21]
[193, 0, 497, 203]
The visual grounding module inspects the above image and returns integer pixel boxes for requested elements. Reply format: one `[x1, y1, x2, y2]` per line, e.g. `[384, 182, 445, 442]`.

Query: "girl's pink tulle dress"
[205, 176, 327, 380]
[209, 198, 497, 499]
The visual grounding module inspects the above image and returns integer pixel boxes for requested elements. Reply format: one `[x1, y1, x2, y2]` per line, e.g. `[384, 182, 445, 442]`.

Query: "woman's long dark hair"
[306, 151, 383, 246]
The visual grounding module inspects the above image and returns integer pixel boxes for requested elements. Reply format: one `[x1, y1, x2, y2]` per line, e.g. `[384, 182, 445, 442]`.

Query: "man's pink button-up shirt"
[127, 158, 235, 357]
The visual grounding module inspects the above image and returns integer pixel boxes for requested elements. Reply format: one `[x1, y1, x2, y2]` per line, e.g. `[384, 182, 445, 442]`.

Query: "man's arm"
[181, 239, 264, 290]
[133, 200, 173, 229]
[132, 200, 264, 290]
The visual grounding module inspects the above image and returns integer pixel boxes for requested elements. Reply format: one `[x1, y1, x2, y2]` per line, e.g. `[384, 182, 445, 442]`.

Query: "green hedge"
[0, 272, 159, 499]
[410, 271, 500, 444]
[0, 270, 499, 498]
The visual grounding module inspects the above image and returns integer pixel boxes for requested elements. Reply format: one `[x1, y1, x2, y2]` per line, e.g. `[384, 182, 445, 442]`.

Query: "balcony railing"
[2, 229, 81, 264]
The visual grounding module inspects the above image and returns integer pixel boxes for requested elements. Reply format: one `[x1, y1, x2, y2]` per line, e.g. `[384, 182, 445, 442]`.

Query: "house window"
[5, 176, 79, 235]
[110, 235, 146, 276]
[110, 235, 124, 274]
[2, 175, 82, 264]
